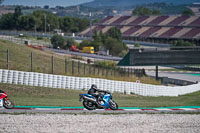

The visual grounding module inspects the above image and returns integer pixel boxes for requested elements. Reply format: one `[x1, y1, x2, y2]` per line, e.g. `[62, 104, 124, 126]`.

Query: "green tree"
[104, 37, 125, 56]
[73, 17, 90, 32]
[182, 9, 194, 16]
[132, 7, 152, 16]
[79, 40, 91, 49]
[152, 9, 161, 15]
[32, 10, 58, 32]
[46, 13, 59, 32]
[134, 43, 140, 47]
[51, 35, 65, 49]
[64, 38, 75, 49]
[27, 14, 37, 30]
[32, 10, 45, 31]
[0, 13, 14, 30]
[132, 7, 161, 16]
[173, 40, 195, 47]
[59, 16, 75, 33]
[13, 6, 23, 29]
[106, 27, 122, 41]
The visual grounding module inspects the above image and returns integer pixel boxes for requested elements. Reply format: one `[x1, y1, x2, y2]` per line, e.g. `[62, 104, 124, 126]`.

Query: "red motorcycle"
[0, 90, 14, 109]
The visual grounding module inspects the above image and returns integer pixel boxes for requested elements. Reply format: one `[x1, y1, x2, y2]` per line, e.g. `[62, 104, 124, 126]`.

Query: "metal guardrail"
[0, 35, 51, 47]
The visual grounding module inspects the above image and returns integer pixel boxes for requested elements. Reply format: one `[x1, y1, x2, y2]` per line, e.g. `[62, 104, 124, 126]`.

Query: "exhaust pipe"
[83, 96, 96, 103]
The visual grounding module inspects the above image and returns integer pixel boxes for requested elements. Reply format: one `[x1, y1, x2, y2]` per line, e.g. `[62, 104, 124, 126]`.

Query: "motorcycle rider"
[88, 84, 107, 104]
[0, 89, 5, 99]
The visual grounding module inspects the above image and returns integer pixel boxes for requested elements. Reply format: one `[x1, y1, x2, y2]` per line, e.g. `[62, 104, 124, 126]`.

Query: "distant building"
[0, 6, 14, 16]
[192, 3, 200, 7]
[189, 3, 200, 16]
[80, 15, 200, 45]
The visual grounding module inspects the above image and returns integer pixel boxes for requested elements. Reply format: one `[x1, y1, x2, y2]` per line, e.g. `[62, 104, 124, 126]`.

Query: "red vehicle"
[70, 45, 79, 52]
[0, 90, 14, 109]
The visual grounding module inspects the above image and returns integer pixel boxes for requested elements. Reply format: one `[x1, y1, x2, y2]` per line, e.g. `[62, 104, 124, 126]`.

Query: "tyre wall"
[0, 69, 200, 96]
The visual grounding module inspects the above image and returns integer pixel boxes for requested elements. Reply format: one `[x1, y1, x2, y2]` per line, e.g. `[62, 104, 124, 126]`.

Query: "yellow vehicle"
[80, 46, 94, 54]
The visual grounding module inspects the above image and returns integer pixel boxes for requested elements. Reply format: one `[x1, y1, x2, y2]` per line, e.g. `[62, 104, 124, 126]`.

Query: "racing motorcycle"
[79, 91, 118, 110]
[0, 90, 14, 109]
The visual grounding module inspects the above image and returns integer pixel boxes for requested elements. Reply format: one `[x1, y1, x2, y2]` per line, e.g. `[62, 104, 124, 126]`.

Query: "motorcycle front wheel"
[109, 99, 118, 110]
[83, 100, 96, 110]
[3, 98, 14, 109]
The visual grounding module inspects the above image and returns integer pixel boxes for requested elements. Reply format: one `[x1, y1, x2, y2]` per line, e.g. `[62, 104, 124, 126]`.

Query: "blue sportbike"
[79, 91, 118, 110]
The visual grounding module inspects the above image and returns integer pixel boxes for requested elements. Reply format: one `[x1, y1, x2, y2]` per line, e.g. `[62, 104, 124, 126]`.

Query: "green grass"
[0, 39, 160, 84]
[1, 83, 200, 107]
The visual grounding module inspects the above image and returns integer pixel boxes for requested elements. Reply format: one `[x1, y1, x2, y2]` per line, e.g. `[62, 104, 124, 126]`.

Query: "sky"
[3, 0, 93, 7]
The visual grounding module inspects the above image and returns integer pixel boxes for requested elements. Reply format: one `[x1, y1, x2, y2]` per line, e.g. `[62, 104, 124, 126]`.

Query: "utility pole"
[48, 24, 50, 33]
[44, 15, 46, 33]
[89, 12, 92, 37]
[34, 25, 37, 33]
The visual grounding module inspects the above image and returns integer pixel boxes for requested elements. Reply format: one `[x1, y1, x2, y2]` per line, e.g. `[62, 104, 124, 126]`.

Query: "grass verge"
[1, 83, 200, 107]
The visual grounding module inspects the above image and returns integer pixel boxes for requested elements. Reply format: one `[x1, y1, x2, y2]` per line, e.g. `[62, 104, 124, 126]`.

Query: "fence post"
[31, 52, 33, 72]
[84, 63, 86, 75]
[78, 61, 80, 75]
[93, 65, 95, 75]
[128, 67, 130, 77]
[89, 64, 91, 75]
[65, 59, 67, 74]
[72, 60, 74, 75]
[131, 68, 133, 77]
[124, 68, 126, 77]
[106, 68, 108, 77]
[7, 49, 9, 69]
[51, 55, 54, 74]
[98, 66, 100, 76]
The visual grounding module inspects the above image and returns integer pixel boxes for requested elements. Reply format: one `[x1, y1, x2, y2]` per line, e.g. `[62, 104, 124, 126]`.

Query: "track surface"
[1, 106, 200, 114]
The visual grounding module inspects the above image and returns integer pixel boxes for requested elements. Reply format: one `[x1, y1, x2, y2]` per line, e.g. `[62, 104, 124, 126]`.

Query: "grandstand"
[80, 16, 200, 45]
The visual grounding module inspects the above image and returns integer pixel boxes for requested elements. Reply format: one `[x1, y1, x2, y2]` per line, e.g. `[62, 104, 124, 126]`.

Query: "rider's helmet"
[91, 84, 97, 90]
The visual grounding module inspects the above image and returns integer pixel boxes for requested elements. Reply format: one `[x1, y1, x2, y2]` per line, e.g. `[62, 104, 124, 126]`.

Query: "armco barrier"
[0, 69, 200, 96]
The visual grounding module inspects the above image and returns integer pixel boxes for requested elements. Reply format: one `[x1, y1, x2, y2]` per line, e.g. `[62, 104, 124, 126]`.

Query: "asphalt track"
[1, 106, 200, 114]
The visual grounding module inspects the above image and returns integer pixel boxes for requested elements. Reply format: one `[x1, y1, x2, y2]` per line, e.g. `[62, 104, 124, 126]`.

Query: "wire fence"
[0, 49, 146, 79]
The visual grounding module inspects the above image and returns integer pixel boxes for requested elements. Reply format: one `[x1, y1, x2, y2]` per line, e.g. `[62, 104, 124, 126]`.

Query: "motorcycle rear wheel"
[109, 99, 118, 110]
[83, 100, 96, 110]
[3, 98, 14, 109]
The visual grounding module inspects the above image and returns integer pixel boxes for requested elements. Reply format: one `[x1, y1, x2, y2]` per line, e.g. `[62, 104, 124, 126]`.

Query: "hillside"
[82, 0, 198, 7]
[0, 39, 160, 84]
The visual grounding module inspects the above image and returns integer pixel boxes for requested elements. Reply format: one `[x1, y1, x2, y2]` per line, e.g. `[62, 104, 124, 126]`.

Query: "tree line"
[0, 6, 90, 33]
[132, 7, 194, 16]
[51, 27, 128, 57]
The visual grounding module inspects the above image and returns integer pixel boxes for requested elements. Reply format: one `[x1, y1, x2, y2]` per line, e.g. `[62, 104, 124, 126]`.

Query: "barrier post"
[7, 49, 9, 69]
[31, 52, 33, 72]
[84, 63, 86, 75]
[93, 65, 95, 76]
[78, 61, 80, 75]
[51, 55, 54, 74]
[65, 59, 67, 74]
[72, 60, 74, 75]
